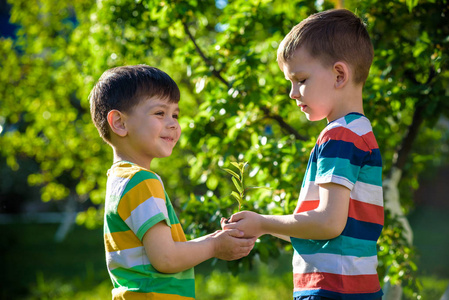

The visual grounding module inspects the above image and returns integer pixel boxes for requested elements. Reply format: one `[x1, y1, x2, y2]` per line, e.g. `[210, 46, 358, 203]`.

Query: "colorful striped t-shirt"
[291, 113, 384, 300]
[104, 161, 195, 299]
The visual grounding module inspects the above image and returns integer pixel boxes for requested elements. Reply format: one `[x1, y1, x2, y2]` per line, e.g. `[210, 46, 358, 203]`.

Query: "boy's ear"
[107, 110, 127, 137]
[333, 61, 350, 89]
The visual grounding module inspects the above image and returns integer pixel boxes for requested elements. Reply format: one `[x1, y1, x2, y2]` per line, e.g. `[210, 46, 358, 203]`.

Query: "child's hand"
[220, 217, 230, 229]
[211, 229, 256, 261]
[222, 211, 264, 238]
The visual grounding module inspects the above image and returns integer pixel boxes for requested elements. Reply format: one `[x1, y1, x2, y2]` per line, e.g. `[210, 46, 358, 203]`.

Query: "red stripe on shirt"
[349, 199, 384, 225]
[317, 127, 378, 153]
[293, 272, 381, 294]
[361, 132, 379, 149]
[295, 200, 320, 213]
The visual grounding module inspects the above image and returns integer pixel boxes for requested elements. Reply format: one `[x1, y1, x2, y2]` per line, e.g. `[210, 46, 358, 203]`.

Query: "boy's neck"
[112, 149, 152, 170]
[328, 85, 364, 122]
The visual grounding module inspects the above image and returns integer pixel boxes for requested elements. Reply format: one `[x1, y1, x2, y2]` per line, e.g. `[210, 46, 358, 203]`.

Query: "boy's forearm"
[143, 224, 254, 274]
[157, 239, 215, 273]
[271, 233, 292, 242]
[260, 212, 344, 240]
[231, 183, 350, 240]
[143, 228, 215, 274]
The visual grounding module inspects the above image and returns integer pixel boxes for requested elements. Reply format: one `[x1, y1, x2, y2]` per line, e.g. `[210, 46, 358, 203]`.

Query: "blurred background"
[1, 0, 448, 299]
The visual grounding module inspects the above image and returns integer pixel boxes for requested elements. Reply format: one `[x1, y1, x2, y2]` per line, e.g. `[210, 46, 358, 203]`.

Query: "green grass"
[0, 223, 108, 299]
[1, 204, 448, 299]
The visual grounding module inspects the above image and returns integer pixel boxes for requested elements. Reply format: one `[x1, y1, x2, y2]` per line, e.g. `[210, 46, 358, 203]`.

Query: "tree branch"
[260, 106, 307, 140]
[182, 22, 229, 87]
[394, 66, 437, 171]
[393, 101, 425, 171]
[182, 21, 307, 141]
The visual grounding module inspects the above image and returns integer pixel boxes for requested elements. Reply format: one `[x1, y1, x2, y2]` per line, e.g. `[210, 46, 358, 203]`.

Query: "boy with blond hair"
[90, 65, 256, 299]
[223, 9, 383, 300]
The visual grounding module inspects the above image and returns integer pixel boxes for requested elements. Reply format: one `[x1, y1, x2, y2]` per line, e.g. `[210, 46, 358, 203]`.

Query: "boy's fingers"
[228, 211, 245, 223]
[243, 236, 257, 246]
[222, 222, 236, 230]
[225, 228, 244, 237]
[220, 217, 230, 227]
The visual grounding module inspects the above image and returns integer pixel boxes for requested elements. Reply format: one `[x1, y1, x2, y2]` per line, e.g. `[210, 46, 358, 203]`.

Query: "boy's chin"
[305, 114, 326, 122]
[158, 150, 174, 158]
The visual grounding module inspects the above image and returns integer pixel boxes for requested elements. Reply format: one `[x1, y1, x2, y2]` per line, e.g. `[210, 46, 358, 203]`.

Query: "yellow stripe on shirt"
[105, 230, 142, 252]
[118, 178, 166, 221]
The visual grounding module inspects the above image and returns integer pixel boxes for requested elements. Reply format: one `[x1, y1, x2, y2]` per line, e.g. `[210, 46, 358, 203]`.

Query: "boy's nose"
[167, 118, 179, 129]
[289, 84, 301, 100]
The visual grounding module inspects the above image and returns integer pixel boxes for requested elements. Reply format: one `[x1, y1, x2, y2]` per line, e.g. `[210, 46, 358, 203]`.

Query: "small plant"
[223, 161, 269, 211]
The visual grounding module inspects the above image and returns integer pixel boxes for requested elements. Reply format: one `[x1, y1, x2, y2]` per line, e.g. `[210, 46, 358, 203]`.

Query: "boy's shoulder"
[319, 113, 371, 139]
[318, 113, 379, 151]
[327, 113, 371, 132]
[107, 161, 165, 191]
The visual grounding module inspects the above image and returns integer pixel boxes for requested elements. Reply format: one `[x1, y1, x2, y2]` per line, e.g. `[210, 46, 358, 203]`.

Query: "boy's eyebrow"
[284, 72, 301, 81]
[147, 102, 180, 112]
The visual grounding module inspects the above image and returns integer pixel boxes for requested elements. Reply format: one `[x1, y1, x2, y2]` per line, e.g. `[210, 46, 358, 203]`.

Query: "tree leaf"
[230, 161, 241, 171]
[231, 191, 242, 202]
[232, 176, 243, 194]
[223, 168, 240, 180]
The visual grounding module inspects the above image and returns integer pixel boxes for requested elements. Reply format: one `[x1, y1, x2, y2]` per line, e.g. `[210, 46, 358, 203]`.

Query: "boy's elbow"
[151, 256, 178, 274]
[148, 249, 181, 274]
[324, 225, 344, 239]
[321, 218, 346, 239]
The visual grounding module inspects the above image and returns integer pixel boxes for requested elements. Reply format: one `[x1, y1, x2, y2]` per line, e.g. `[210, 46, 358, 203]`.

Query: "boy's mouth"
[161, 136, 176, 143]
[298, 104, 307, 112]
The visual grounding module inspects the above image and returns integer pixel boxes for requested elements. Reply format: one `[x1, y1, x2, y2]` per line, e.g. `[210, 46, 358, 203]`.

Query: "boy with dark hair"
[90, 65, 256, 299]
[223, 9, 383, 300]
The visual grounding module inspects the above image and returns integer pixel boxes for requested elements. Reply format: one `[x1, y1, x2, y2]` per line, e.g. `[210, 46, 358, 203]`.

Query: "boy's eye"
[155, 111, 164, 116]
[299, 79, 306, 84]
[173, 114, 179, 119]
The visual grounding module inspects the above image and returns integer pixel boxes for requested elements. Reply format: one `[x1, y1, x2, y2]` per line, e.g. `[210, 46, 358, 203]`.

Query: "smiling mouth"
[161, 137, 176, 142]
[298, 104, 307, 112]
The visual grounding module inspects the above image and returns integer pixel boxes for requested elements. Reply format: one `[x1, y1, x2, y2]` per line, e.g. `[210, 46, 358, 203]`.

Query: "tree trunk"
[382, 167, 413, 300]
[383, 167, 413, 244]
[382, 98, 426, 299]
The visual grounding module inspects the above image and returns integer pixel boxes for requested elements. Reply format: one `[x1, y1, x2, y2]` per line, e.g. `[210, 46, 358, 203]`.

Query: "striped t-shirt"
[104, 161, 195, 299]
[291, 113, 384, 300]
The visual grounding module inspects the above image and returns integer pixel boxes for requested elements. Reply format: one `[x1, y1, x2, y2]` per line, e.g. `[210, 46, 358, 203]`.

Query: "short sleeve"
[314, 128, 368, 191]
[117, 170, 171, 241]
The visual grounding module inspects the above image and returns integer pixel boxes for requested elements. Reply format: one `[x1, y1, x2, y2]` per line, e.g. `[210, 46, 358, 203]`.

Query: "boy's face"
[280, 47, 341, 122]
[122, 96, 181, 164]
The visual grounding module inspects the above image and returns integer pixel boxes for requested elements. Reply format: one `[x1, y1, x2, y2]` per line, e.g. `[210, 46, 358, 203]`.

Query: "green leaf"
[231, 191, 242, 202]
[406, 0, 418, 12]
[230, 161, 242, 171]
[223, 168, 240, 180]
[206, 174, 219, 190]
[232, 176, 243, 194]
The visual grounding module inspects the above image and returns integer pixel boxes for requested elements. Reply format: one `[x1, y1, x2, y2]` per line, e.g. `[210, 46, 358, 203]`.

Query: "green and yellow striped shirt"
[104, 161, 195, 299]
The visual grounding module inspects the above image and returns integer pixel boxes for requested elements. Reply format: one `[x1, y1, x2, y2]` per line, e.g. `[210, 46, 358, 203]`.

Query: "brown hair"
[89, 65, 180, 143]
[277, 9, 374, 85]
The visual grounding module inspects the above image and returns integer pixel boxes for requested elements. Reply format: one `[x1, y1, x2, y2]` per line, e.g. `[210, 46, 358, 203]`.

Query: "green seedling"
[223, 161, 269, 211]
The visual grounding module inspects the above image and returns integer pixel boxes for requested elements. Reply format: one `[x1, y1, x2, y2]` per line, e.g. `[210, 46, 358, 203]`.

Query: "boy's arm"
[142, 222, 256, 274]
[271, 233, 291, 242]
[221, 218, 291, 242]
[224, 182, 350, 240]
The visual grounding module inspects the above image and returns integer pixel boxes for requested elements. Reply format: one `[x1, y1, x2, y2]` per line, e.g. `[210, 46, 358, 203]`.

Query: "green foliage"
[1, 0, 449, 295]
[223, 161, 271, 211]
[378, 211, 420, 293]
[195, 266, 292, 300]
